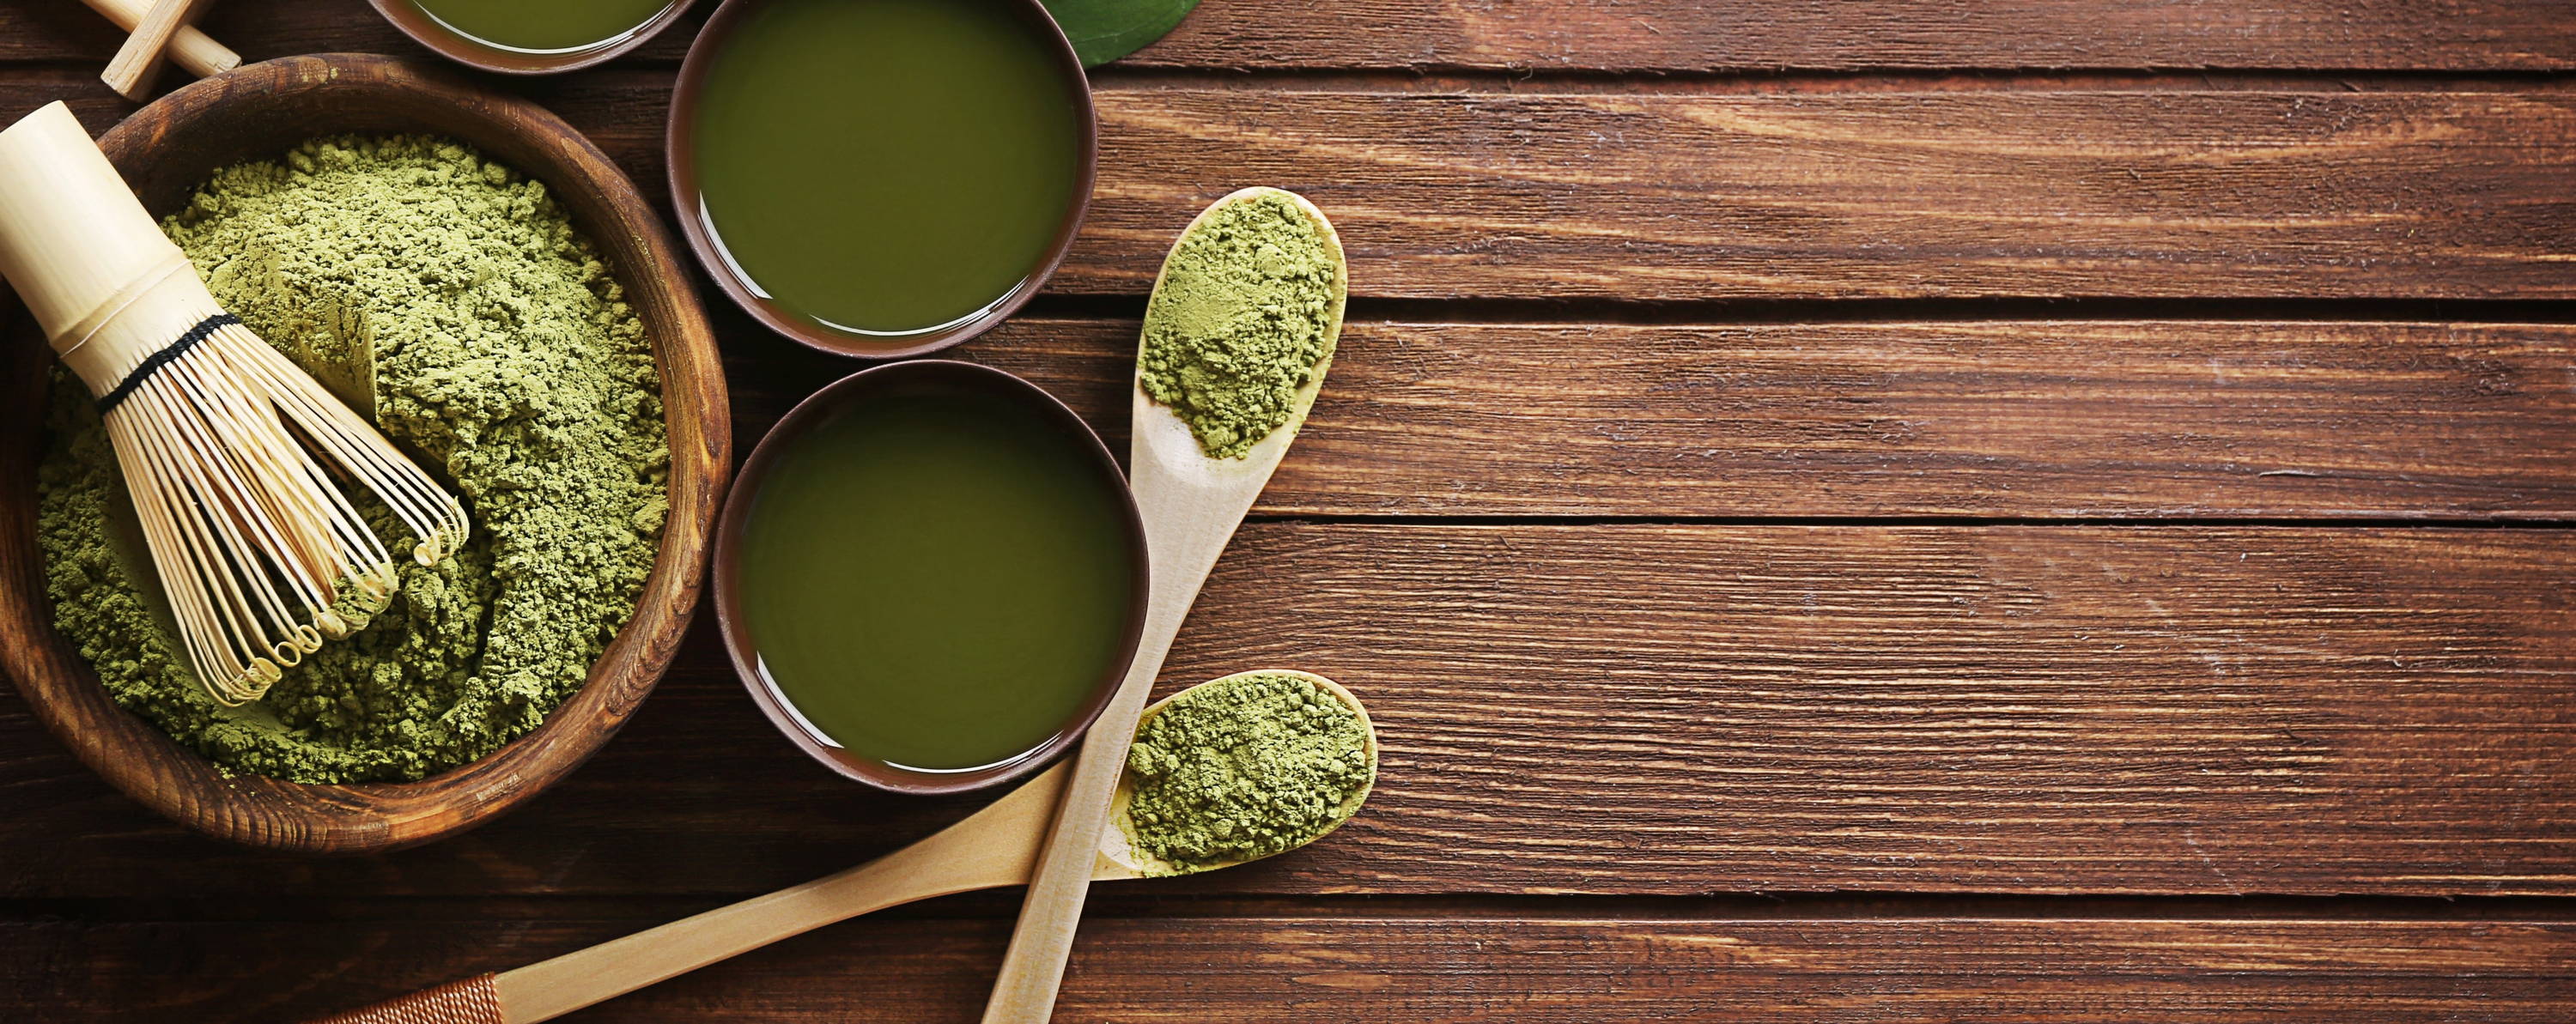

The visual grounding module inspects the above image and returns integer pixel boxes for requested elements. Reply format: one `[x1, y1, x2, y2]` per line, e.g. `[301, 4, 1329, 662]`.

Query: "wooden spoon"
[309, 670, 1376, 1024]
[983, 186, 1346, 1024]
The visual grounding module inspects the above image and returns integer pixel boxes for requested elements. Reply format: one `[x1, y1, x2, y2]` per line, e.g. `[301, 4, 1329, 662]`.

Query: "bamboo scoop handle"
[100, 0, 219, 100]
[80, 0, 239, 80]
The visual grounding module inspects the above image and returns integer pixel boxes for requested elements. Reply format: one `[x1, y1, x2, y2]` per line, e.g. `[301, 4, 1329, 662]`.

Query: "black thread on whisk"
[95, 313, 240, 415]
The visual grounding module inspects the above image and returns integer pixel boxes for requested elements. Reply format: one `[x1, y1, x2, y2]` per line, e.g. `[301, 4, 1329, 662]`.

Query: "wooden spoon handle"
[100, 0, 219, 100]
[982, 482, 1246, 1022]
[305, 766, 1076, 1024]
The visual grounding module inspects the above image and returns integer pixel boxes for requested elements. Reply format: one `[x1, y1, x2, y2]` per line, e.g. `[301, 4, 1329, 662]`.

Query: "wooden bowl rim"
[0, 53, 730, 854]
[663, 0, 1098, 359]
[361, 0, 704, 76]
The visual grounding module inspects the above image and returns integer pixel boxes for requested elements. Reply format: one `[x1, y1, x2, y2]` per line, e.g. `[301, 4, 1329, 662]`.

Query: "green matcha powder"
[34, 136, 668, 784]
[1138, 191, 1342, 459]
[1124, 672, 1372, 870]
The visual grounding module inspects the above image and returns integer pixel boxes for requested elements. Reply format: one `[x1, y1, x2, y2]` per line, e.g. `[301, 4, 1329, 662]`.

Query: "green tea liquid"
[687, 0, 1084, 338]
[734, 389, 1134, 772]
[407, 0, 676, 52]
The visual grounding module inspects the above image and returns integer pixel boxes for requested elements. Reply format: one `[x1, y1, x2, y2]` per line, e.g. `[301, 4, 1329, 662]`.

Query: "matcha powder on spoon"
[1137, 190, 1344, 459]
[1123, 672, 1372, 869]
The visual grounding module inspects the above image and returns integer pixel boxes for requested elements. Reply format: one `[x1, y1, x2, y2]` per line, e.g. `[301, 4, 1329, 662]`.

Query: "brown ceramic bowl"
[713, 361, 1146, 795]
[665, 0, 1097, 359]
[366, 0, 702, 75]
[0, 55, 730, 853]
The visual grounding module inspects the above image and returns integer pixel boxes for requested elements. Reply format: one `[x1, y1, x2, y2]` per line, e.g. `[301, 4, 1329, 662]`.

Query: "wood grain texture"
[1066, 90, 2576, 301]
[950, 318, 2576, 518]
[11, 81, 2573, 303]
[4, 0, 2575, 71]
[6, 526, 2571, 900]
[0, 55, 729, 852]
[12, 914, 2575, 1023]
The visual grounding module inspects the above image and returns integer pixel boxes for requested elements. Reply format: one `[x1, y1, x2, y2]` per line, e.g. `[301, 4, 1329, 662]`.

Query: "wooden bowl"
[0, 54, 730, 854]
[364, 0, 703, 75]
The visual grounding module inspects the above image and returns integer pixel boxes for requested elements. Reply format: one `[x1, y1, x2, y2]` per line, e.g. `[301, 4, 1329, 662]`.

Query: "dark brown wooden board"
[12, 913, 2575, 1023]
[8, 526, 2572, 901]
[6, 0, 2576, 72]
[4, 3, 2574, 1020]
[956, 318, 2576, 519]
[13, 80, 2576, 304]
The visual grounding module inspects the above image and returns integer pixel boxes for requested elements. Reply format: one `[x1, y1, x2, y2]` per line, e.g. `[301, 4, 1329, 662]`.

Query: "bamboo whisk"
[0, 102, 467, 706]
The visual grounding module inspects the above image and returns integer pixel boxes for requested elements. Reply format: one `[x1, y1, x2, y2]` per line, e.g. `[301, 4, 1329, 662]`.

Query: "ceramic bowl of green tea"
[667, 0, 1097, 358]
[713, 361, 1147, 794]
[367, 0, 702, 75]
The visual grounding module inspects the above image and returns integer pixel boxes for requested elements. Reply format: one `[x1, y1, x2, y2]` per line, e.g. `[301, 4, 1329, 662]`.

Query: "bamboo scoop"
[100, 0, 221, 100]
[312, 670, 1377, 1024]
[983, 186, 1346, 1024]
[80, 0, 240, 82]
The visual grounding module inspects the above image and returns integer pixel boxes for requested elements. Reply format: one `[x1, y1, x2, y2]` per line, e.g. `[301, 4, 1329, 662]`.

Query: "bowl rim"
[710, 360, 1150, 796]
[0, 53, 730, 854]
[362, 0, 705, 75]
[664, 0, 1099, 360]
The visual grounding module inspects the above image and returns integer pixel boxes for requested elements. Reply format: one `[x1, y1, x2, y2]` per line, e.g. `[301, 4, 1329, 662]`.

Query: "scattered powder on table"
[1122, 672, 1372, 871]
[33, 135, 669, 784]
[1136, 191, 1343, 459]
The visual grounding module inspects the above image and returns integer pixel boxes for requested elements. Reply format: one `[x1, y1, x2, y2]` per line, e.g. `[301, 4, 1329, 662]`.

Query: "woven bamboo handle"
[100, 0, 219, 100]
[80, 0, 240, 80]
[309, 974, 508, 1024]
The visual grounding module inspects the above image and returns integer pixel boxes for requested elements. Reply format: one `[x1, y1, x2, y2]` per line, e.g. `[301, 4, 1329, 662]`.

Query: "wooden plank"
[8, 82, 2573, 302]
[9, 914, 2574, 1022]
[951, 318, 2576, 518]
[7, 526, 2572, 900]
[3, 0, 2573, 72]
[1064, 90, 2576, 302]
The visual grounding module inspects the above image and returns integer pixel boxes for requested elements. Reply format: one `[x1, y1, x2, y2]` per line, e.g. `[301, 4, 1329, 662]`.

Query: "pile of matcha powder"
[33, 135, 668, 784]
[1123, 672, 1373, 871]
[1138, 191, 1342, 459]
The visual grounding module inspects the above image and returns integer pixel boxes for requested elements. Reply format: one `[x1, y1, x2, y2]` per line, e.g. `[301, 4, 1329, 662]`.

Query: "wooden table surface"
[5, 2, 2575, 1021]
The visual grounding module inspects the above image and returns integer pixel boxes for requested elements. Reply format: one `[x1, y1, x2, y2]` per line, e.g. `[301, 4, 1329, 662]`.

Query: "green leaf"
[1041, 0, 1202, 68]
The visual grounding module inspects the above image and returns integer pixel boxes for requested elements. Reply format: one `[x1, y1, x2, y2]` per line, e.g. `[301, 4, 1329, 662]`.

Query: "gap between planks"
[3, 61, 2575, 97]
[12, 891, 2576, 925]
[1022, 295, 2576, 328]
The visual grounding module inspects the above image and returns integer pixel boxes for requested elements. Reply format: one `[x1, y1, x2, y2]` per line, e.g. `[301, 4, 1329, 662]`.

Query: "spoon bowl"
[1127, 187, 1346, 494]
[1100, 670, 1377, 878]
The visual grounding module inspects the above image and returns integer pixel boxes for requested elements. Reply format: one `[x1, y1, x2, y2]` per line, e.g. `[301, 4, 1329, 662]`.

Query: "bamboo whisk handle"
[0, 102, 194, 354]
[309, 974, 509, 1024]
